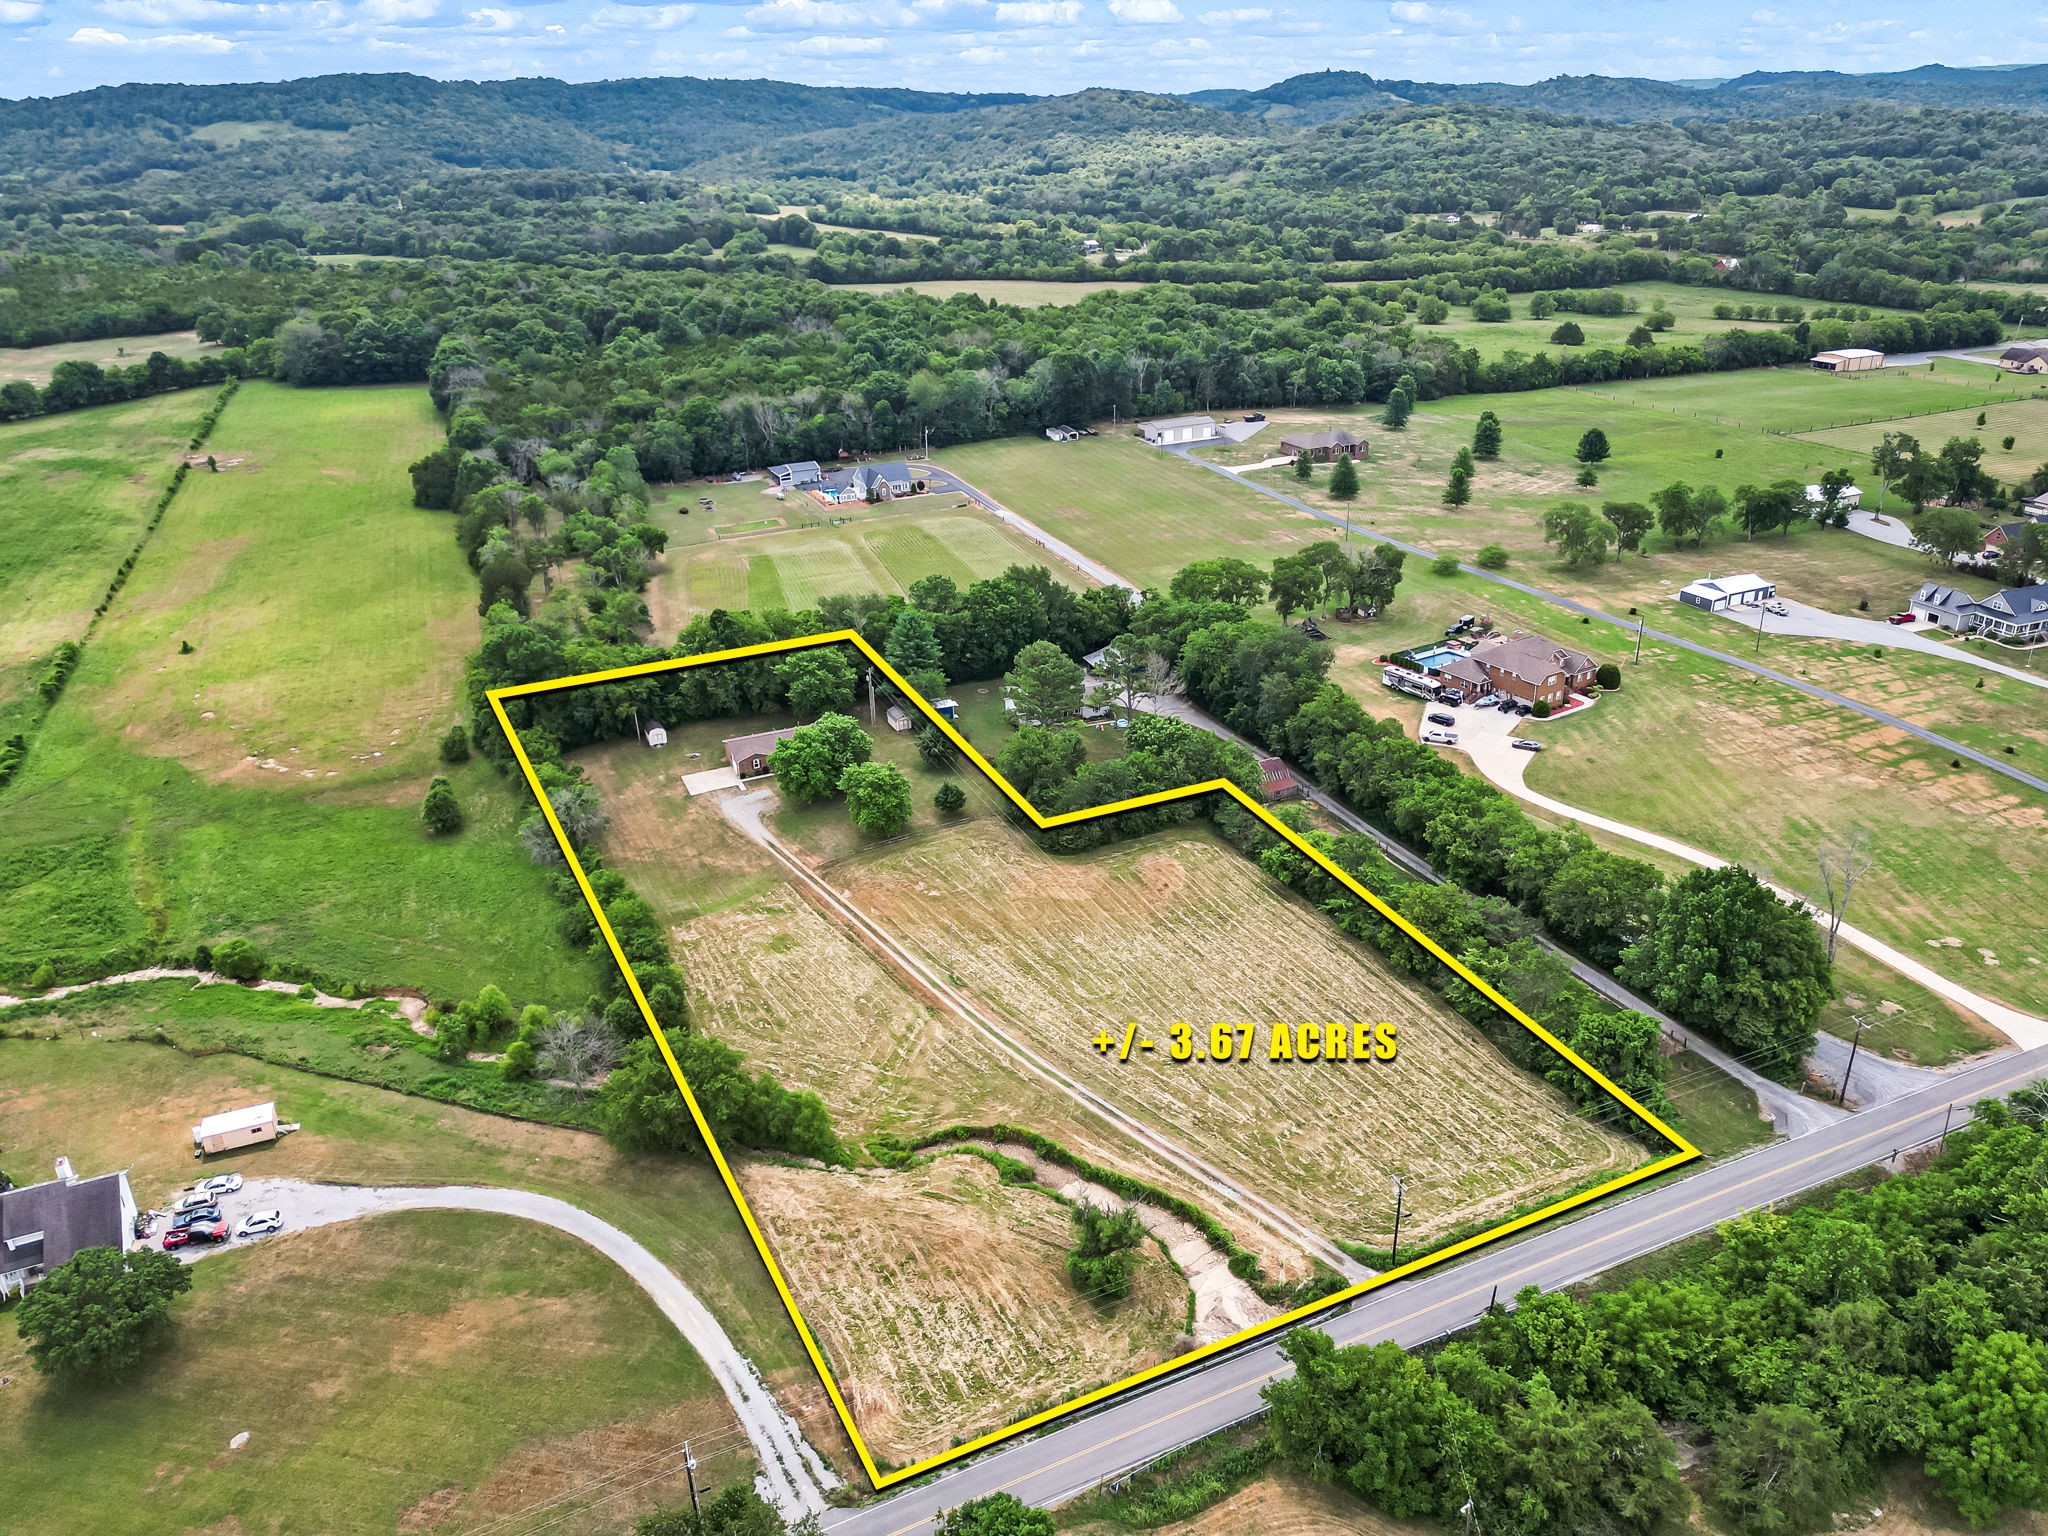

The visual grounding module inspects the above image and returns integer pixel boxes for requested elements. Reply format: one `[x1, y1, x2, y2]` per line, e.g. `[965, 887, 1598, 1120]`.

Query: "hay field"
[0, 331, 217, 386]
[741, 1155, 1185, 1466]
[839, 824, 1641, 1247]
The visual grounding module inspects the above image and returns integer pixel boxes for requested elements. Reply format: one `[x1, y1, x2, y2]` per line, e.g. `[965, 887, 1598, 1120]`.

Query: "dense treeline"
[1263, 1085, 2048, 1534]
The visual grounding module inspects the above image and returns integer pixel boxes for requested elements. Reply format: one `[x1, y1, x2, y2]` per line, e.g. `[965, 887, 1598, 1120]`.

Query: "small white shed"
[192, 1102, 278, 1157]
[643, 718, 669, 748]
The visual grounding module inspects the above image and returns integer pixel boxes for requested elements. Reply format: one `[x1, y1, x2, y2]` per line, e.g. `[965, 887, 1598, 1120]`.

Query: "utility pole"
[1939, 1101, 1955, 1153]
[1389, 1174, 1406, 1266]
[1754, 605, 1767, 656]
[1837, 1013, 1869, 1106]
[1633, 612, 1645, 665]
[866, 667, 876, 726]
[683, 1442, 701, 1518]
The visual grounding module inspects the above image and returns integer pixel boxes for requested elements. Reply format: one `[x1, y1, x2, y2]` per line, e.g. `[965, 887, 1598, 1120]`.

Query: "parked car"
[172, 1189, 217, 1214]
[1437, 688, 1465, 706]
[1512, 739, 1545, 752]
[1764, 600, 1789, 616]
[197, 1173, 243, 1197]
[234, 1210, 284, 1239]
[1421, 728, 1459, 746]
[1888, 612, 1917, 625]
[1514, 703, 1534, 716]
[1426, 711, 1457, 728]
[1496, 699, 1516, 713]
[1242, 411, 1266, 422]
[171, 1205, 221, 1230]
[183, 1220, 230, 1245]
[162, 1227, 195, 1251]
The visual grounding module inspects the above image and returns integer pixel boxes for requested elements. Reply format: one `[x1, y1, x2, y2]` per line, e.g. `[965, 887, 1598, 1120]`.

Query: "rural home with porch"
[725, 727, 799, 777]
[1, 1162, 138, 1298]
[1911, 581, 2048, 641]
[1279, 429, 1369, 463]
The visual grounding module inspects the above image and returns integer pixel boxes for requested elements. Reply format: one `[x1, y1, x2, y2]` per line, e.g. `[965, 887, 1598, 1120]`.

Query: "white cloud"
[788, 30, 884, 50]
[957, 41, 1003, 61]
[97, 0, 276, 24]
[747, 0, 870, 26]
[1107, 0, 1181, 21]
[993, 0, 1079, 22]
[1389, 0, 1472, 22]
[360, 0, 439, 20]
[1200, 5, 1267, 19]
[0, 0, 42, 18]
[67, 23, 235, 47]
[467, 5, 519, 27]
[590, 1, 694, 25]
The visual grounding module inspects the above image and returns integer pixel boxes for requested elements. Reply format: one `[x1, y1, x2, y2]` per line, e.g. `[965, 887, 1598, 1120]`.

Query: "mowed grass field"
[0, 382, 601, 1002]
[742, 1155, 1186, 1466]
[1797, 395, 2048, 483]
[0, 389, 212, 734]
[841, 823, 1644, 1247]
[0, 331, 217, 386]
[645, 498, 1083, 635]
[0, 1210, 745, 1536]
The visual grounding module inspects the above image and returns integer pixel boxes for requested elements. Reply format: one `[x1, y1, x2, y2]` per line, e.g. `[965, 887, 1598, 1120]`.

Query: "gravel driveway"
[156, 1176, 835, 1518]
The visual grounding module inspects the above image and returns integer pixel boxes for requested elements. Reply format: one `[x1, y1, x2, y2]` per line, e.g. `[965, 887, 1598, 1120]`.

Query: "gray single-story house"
[768, 461, 823, 488]
[1138, 414, 1220, 446]
[1912, 581, 2048, 641]
[1999, 346, 2048, 376]
[2, 1163, 137, 1298]
[1678, 573, 1777, 612]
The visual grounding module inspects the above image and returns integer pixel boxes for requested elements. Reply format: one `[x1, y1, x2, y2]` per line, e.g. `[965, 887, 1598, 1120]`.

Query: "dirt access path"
[0, 967, 428, 1025]
[715, 787, 1367, 1284]
[190, 1177, 837, 1520]
[1458, 734, 2048, 1051]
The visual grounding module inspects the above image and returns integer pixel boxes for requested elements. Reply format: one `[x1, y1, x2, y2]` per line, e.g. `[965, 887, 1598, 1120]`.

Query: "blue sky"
[2, 0, 2042, 101]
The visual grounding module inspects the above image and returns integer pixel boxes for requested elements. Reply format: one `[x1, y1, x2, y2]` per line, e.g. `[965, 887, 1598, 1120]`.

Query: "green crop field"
[0, 390, 213, 735]
[0, 332, 218, 387]
[1571, 359, 2036, 433]
[0, 383, 601, 1002]
[646, 500, 1081, 634]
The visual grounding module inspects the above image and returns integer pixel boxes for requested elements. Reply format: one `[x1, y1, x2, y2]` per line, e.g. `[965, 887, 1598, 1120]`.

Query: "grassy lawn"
[1797, 396, 2048, 483]
[0, 331, 218, 387]
[0, 1210, 745, 1536]
[1387, 280, 1934, 364]
[643, 492, 1082, 635]
[0, 389, 213, 735]
[1522, 631, 2048, 1019]
[0, 1031, 817, 1405]
[0, 381, 601, 1003]
[939, 432, 1330, 586]
[1571, 359, 2038, 433]
[1660, 1049, 1776, 1157]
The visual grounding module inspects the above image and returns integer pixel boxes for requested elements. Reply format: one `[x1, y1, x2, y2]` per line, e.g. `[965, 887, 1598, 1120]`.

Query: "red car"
[163, 1220, 227, 1250]
[1887, 612, 1917, 625]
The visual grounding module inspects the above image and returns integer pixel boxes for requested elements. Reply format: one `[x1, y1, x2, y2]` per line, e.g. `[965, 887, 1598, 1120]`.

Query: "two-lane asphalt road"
[819, 1041, 2048, 1536]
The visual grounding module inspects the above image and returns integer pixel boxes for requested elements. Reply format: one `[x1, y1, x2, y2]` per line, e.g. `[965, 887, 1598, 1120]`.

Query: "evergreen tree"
[1381, 387, 1413, 429]
[422, 775, 463, 834]
[1473, 410, 1503, 459]
[1576, 427, 1611, 464]
[1292, 448, 1314, 481]
[1328, 453, 1361, 499]
[1443, 467, 1472, 506]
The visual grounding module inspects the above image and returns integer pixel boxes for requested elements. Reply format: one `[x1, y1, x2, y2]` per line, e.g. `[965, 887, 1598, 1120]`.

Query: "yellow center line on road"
[854, 1059, 2045, 1536]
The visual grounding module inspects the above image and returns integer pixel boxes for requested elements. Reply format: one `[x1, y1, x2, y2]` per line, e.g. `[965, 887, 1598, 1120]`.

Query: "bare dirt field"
[836, 823, 1642, 1247]
[739, 1154, 1186, 1467]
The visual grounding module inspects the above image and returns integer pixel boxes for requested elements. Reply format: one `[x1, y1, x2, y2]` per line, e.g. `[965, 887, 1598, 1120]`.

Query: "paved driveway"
[1706, 596, 2048, 690]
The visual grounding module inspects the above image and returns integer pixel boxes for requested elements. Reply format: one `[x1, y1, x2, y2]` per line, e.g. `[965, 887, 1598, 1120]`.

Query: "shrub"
[1431, 553, 1461, 577]
[210, 938, 266, 981]
[1475, 543, 1510, 569]
[438, 724, 471, 764]
[29, 960, 56, 992]
[1549, 321, 1586, 346]
[1594, 663, 1622, 690]
[1532, 699, 1553, 718]
[502, 1039, 538, 1080]
[1576, 465, 1600, 487]
[935, 781, 967, 814]
[422, 775, 463, 834]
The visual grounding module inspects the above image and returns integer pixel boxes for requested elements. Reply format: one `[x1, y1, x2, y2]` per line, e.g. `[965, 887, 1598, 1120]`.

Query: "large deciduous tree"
[17, 1246, 194, 1383]
[1006, 639, 1085, 727]
[1619, 865, 1832, 1080]
[1542, 501, 1616, 569]
[769, 713, 871, 802]
[839, 761, 913, 837]
[775, 649, 858, 720]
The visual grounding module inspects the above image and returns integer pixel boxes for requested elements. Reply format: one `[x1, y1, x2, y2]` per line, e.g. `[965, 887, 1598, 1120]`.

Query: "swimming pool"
[1406, 642, 1467, 670]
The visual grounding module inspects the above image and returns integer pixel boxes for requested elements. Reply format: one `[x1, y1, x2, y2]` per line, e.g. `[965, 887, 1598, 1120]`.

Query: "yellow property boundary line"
[488, 630, 1699, 1491]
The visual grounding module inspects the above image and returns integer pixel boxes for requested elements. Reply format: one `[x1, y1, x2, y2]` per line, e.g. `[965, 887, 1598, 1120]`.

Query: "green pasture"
[0, 389, 211, 734]
[1570, 359, 2036, 433]
[0, 382, 599, 1002]
[0, 331, 217, 387]
[1796, 395, 2048, 484]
